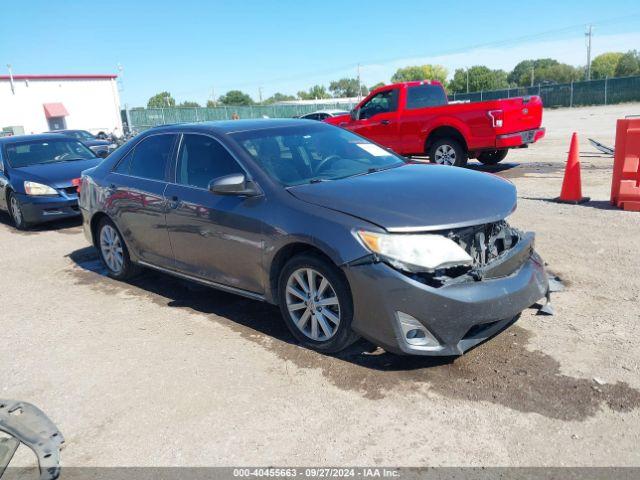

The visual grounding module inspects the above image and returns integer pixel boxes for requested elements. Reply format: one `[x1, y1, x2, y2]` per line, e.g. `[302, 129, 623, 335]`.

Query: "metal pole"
[6, 64, 15, 95]
[570, 82, 574, 108]
[605, 76, 608, 105]
[480, 90, 483, 101]
[531, 66, 535, 87]
[585, 25, 593, 81]
[466, 69, 469, 93]
[357, 63, 362, 103]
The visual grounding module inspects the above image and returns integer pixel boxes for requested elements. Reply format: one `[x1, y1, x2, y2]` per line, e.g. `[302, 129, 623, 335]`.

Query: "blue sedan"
[0, 134, 102, 229]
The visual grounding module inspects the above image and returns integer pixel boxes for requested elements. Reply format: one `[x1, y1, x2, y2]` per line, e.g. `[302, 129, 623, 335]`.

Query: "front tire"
[8, 191, 29, 230]
[477, 149, 508, 165]
[278, 253, 359, 353]
[428, 138, 468, 167]
[96, 217, 139, 280]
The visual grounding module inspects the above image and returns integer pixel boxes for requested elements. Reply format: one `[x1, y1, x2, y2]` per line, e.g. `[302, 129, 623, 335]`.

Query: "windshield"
[4, 138, 96, 168]
[67, 130, 96, 141]
[231, 124, 405, 186]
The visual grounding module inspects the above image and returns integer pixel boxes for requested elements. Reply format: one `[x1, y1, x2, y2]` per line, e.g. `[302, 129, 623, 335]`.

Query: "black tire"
[8, 191, 29, 230]
[477, 149, 509, 165]
[278, 253, 359, 354]
[95, 217, 140, 280]
[428, 138, 468, 167]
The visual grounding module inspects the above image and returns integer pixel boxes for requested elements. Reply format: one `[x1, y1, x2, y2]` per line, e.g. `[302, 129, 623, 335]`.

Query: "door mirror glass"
[209, 173, 260, 196]
[96, 150, 109, 159]
[350, 108, 359, 121]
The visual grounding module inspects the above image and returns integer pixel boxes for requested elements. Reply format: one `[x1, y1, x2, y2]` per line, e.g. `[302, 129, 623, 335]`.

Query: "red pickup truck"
[324, 81, 545, 167]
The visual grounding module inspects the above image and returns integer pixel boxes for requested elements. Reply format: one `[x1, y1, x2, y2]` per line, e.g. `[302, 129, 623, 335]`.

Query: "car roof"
[146, 118, 330, 135]
[0, 133, 76, 144]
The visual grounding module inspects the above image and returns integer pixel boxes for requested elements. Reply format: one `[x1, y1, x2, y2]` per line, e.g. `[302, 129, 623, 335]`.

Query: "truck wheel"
[428, 138, 468, 167]
[278, 253, 359, 354]
[477, 149, 508, 165]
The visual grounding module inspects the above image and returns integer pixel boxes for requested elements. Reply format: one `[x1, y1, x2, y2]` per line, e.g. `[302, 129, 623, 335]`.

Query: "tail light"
[488, 110, 504, 128]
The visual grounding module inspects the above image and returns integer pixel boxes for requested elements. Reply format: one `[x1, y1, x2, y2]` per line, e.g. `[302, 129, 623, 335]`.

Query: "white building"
[0, 73, 123, 136]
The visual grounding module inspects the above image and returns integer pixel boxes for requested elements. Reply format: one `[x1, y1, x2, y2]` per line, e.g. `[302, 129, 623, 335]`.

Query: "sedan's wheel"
[8, 192, 28, 230]
[278, 254, 359, 353]
[428, 138, 468, 167]
[286, 268, 341, 342]
[96, 217, 139, 280]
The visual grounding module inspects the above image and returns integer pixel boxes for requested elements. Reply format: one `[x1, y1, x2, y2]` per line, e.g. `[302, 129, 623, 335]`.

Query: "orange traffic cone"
[555, 132, 590, 204]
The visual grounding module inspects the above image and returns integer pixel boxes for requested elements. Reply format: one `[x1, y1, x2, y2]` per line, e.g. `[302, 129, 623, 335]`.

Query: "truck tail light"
[488, 110, 504, 128]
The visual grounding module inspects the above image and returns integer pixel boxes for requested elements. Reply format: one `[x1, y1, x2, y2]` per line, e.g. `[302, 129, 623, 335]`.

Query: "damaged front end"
[405, 220, 533, 288]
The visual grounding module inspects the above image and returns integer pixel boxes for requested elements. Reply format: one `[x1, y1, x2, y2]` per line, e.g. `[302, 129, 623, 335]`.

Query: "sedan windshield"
[232, 124, 405, 186]
[4, 138, 96, 168]
[66, 130, 96, 141]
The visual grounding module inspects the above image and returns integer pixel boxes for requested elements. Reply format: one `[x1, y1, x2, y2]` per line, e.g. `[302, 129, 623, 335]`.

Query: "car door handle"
[380, 120, 390, 125]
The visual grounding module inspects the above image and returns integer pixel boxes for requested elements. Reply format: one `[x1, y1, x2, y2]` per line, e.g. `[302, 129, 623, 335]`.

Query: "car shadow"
[519, 196, 620, 211]
[66, 245, 454, 372]
[65, 246, 640, 417]
[0, 211, 82, 234]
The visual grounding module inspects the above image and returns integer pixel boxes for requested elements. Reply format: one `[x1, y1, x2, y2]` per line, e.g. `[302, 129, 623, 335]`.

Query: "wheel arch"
[268, 241, 339, 304]
[424, 125, 469, 154]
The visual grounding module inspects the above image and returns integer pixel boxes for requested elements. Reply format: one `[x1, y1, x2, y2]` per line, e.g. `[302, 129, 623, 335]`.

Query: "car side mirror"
[350, 108, 360, 121]
[96, 150, 109, 159]
[209, 173, 261, 197]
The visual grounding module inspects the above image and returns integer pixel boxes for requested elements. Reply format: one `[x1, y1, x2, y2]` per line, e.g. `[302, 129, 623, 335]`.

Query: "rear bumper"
[344, 237, 548, 356]
[16, 193, 81, 225]
[496, 128, 545, 149]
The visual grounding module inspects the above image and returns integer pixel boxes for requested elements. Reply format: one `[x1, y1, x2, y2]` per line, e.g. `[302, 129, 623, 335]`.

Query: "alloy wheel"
[100, 224, 124, 274]
[285, 268, 341, 341]
[434, 144, 456, 165]
[10, 195, 23, 226]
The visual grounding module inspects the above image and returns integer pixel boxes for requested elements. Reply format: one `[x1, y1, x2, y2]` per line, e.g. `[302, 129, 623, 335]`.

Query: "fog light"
[396, 312, 440, 348]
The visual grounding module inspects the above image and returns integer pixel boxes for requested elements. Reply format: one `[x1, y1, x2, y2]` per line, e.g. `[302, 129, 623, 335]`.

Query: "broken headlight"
[356, 230, 473, 272]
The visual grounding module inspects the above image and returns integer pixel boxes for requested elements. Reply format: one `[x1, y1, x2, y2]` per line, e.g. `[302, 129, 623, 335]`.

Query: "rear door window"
[406, 84, 448, 109]
[175, 134, 243, 189]
[115, 134, 176, 180]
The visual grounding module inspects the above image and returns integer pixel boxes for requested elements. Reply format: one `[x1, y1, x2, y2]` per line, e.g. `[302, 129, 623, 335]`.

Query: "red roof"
[0, 74, 117, 80]
[43, 103, 69, 118]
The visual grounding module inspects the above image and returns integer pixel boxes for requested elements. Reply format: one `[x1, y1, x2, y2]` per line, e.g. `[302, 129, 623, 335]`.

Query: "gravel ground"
[1, 103, 640, 468]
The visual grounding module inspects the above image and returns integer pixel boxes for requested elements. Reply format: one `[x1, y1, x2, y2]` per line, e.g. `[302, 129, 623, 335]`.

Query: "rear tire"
[477, 149, 508, 165]
[278, 253, 359, 354]
[8, 191, 29, 230]
[96, 217, 140, 280]
[428, 138, 468, 167]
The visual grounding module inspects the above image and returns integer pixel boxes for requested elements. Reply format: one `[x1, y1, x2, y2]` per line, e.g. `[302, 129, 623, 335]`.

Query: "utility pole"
[530, 66, 535, 87]
[6, 64, 15, 95]
[357, 63, 362, 102]
[585, 24, 593, 81]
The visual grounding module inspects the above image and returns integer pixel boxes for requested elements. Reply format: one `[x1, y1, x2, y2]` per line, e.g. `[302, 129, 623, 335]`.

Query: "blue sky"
[1, 0, 639, 106]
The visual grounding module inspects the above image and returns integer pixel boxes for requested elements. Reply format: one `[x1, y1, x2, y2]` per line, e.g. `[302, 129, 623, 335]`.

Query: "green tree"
[297, 85, 331, 100]
[615, 50, 640, 77]
[206, 100, 217, 108]
[147, 91, 175, 108]
[448, 66, 509, 93]
[508, 59, 558, 86]
[390, 64, 448, 84]
[263, 92, 297, 104]
[328, 78, 368, 97]
[370, 82, 386, 90]
[178, 100, 201, 108]
[218, 90, 254, 105]
[591, 52, 624, 79]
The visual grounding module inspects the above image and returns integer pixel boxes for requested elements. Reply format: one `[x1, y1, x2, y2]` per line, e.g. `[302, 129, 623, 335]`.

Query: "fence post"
[480, 90, 483, 101]
[605, 76, 608, 105]
[195, 107, 199, 122]
[538, 84, 541, 96]
[453, 92, 456, 101]
[161, 108, 166, 125]
[570, 82, 574, 108]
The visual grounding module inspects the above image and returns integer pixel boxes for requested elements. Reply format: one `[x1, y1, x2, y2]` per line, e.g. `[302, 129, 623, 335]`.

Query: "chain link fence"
[127, 101, 357, 131]
[449, 75, 640, 108]
[126, 75, 640, 131]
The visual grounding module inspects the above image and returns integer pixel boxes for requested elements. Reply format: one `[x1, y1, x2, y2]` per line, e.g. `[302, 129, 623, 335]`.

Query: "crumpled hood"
[288, 163, 517, 232]
[12, 158, 102, 189]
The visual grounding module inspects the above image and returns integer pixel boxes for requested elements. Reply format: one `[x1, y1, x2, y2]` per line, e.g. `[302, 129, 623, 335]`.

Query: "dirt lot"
[1, 103, 640, 467]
